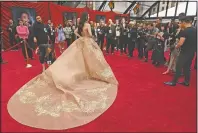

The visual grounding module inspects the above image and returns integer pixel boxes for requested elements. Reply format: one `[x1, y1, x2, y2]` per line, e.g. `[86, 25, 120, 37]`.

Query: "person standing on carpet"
[63, 21, 72, 48]
[33, 16, 49, 71]
[45, 20, 52, 32]
[151, 24, 169, 67]
[48, 23, 56, 50]
[163, 23, 184, 74]
[0, 26, 8, 64]
[137, 24, 146, 59]
[120, 18, 128, 55]
[7, 12, 118, 130]
[46, 23, 56, 65]
[7, 19, 17, 51]
[57, 24, 66, 53]
[106, 19, 116, 54]
[97, 20, 105, 50]
[115, 19, 121, 51]
[127, 21, 137, 58]
[164, 16, 197, 86]
[26, 21, 36, 51]
[144, 23, 157, 62]
[16, 20, 33, 65]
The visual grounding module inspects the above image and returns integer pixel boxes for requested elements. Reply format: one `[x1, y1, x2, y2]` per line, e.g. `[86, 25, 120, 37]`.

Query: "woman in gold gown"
[7, 12, 118, 130]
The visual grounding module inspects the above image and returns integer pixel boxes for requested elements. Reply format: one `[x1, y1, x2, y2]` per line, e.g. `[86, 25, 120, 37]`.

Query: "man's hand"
[35, 47, 39, 54]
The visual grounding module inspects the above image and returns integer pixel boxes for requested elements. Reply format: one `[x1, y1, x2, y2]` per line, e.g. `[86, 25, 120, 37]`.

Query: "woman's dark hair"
[78, 12, 88, 35]
[29, 21, 32, 25]
[18, 19, 23, 23]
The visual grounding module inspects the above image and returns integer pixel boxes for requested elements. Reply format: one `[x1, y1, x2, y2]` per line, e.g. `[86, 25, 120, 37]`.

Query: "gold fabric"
[7, 26, 118, 130]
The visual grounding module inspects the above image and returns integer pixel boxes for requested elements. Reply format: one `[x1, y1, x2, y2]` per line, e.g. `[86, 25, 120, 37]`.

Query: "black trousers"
[98, 36, 104, 50]
[128, 39, 135, 57]
[49, 36, 55, 52]
[9, 34, 17, 50]
[51, 41, 55, 52]
[21, 39, 33, 59]
[137, 40, 144, 58]
[120, 35, 128, 53]
[66, 38, 72, 48]
[115, 36, 120, 50]
[144, 45, 148, 59]
[173, 52, 195, 83]
[71, 34, 75, 43]
[106, 37, 114, 53]
[38, 44, 47, 64]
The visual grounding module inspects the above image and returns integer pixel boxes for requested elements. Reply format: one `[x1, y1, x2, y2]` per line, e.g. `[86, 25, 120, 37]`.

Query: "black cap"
[179, 13, 186, 17]
[180, 16, 193, 23]
[178, 13, 186, 21]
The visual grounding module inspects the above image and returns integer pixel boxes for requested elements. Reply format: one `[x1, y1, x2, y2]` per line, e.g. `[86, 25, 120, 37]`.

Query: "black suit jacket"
[7, 24, 16, 37]
[97, 26, 105, 38]
[120, 23, 128, 36]
[48, 27, 56, 42]
[106, 25, 116, 38]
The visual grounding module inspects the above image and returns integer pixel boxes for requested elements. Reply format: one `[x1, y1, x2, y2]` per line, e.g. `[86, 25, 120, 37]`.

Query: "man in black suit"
[97, 20, 106, 50]
[115, 19, 121, 51]
[120, 18, 128, 55]
[128, 21, 137, 58]
[164, 16, 197, 86]
[106, 19, 116, 54]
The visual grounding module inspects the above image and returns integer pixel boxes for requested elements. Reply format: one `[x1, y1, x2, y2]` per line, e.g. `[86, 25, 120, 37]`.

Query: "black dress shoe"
[178, 82, 190, 86]
[164, 81, 176, 86]
[155, 62, 160, 67]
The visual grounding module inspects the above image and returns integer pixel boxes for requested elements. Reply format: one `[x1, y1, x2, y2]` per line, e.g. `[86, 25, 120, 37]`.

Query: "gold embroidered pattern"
[100, 67, 114, 79]
[86, 41, 104, 63]
[16, 76, 112, 117]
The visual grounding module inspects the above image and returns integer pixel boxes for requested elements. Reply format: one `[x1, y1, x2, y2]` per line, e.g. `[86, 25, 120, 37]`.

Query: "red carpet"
[1, 47, 197, 132]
